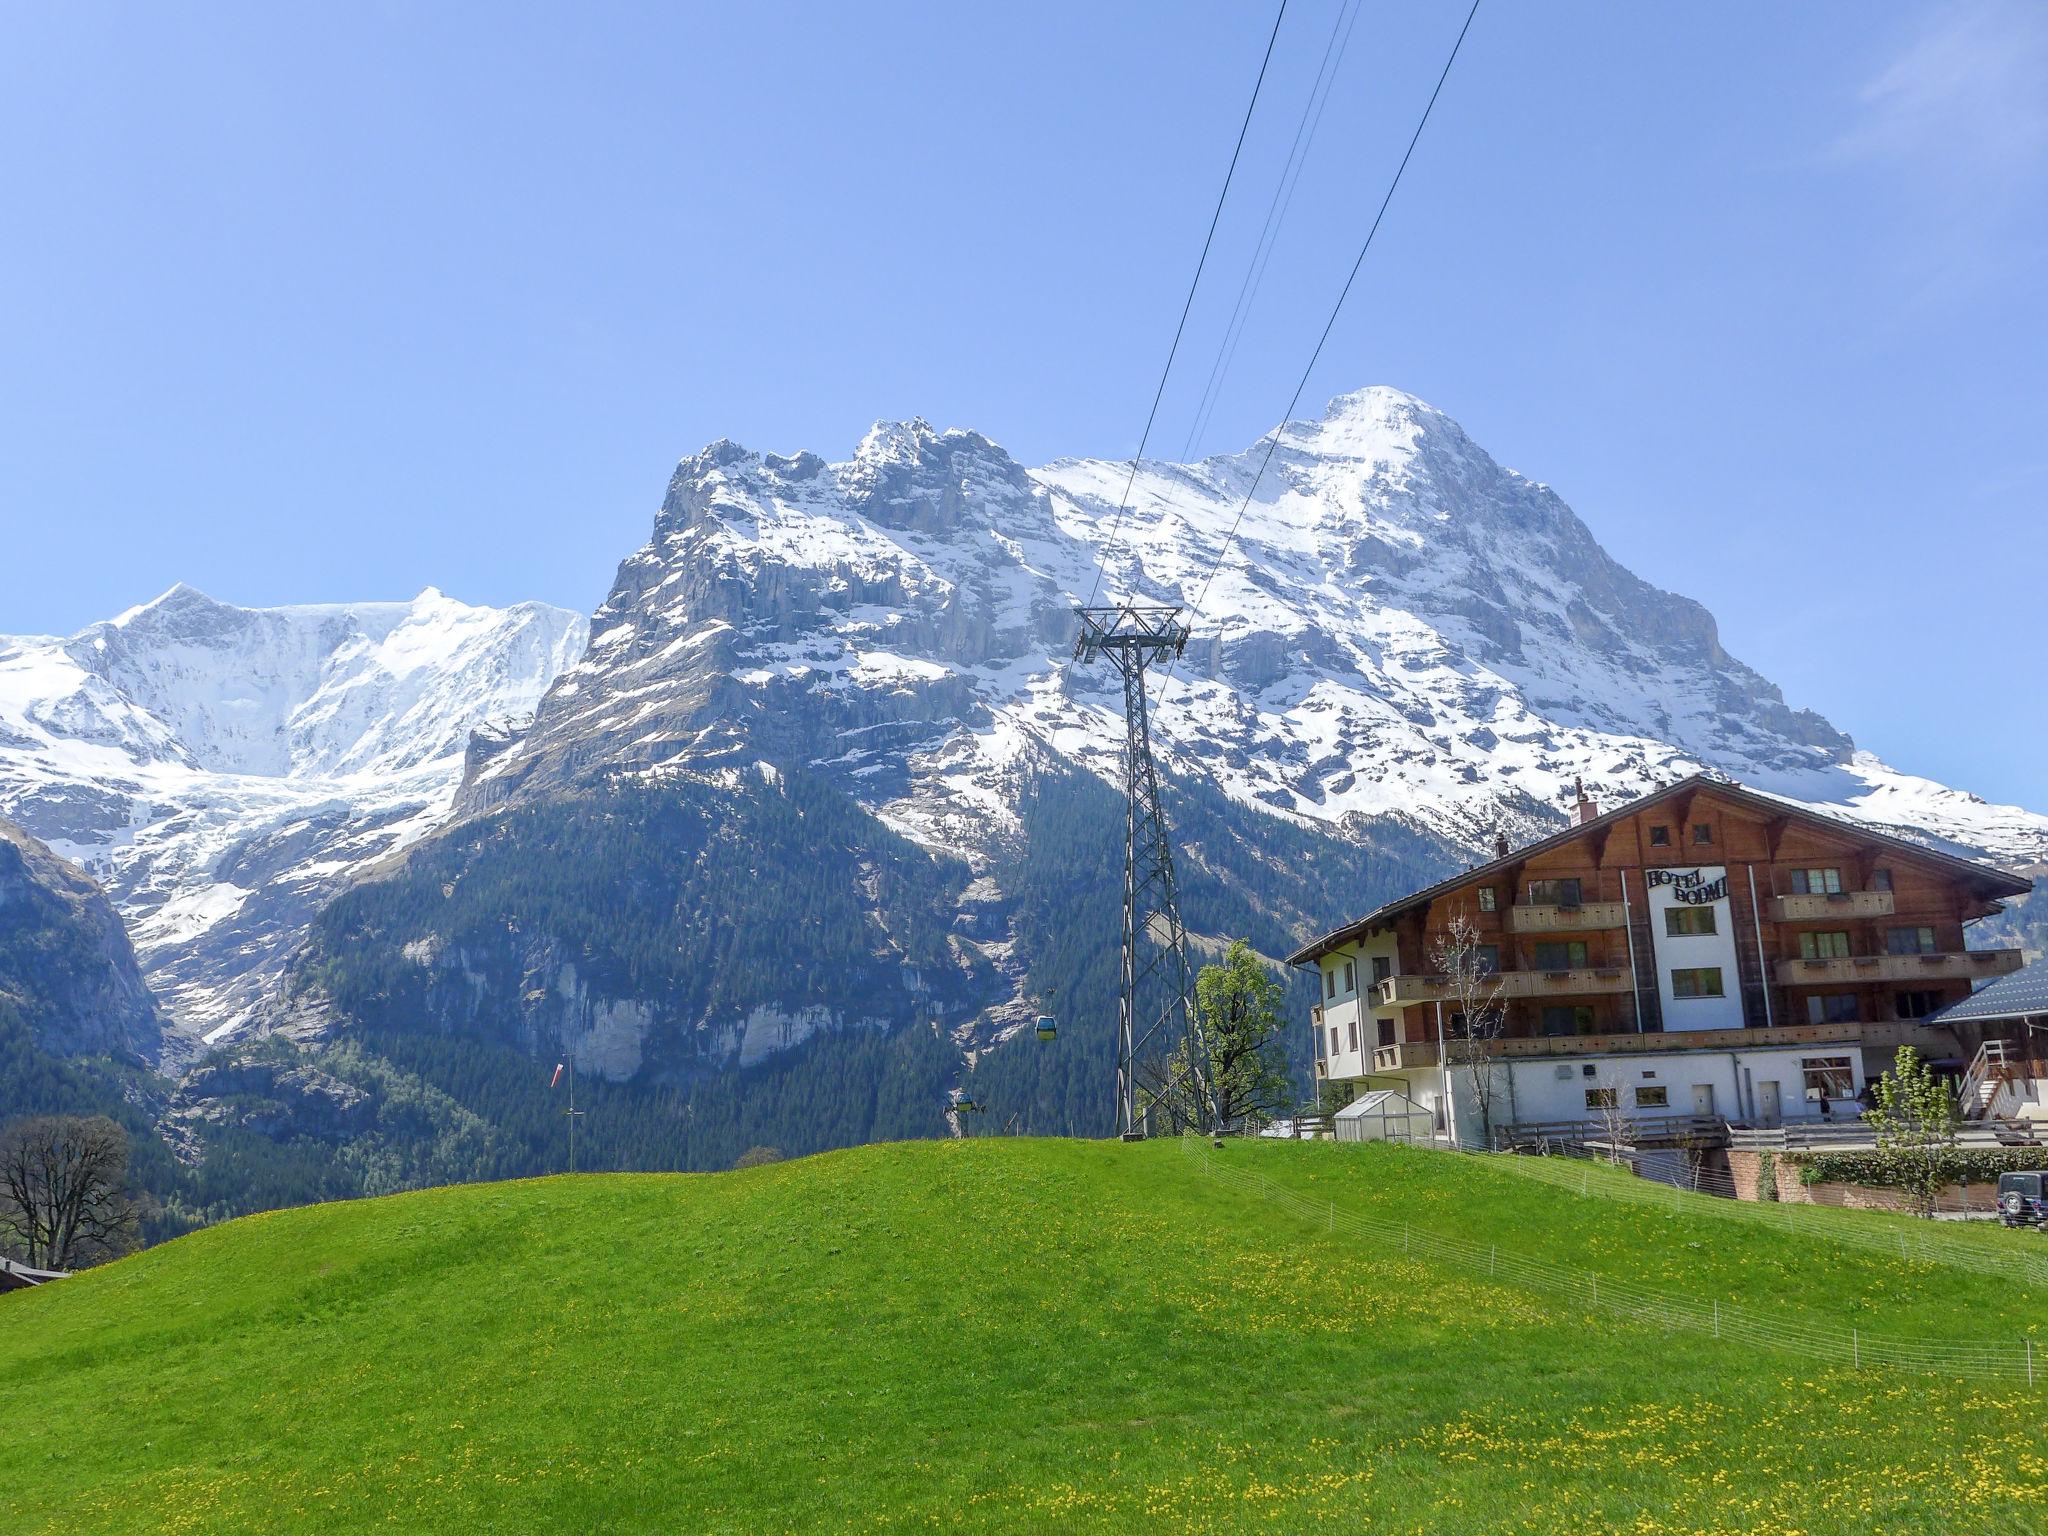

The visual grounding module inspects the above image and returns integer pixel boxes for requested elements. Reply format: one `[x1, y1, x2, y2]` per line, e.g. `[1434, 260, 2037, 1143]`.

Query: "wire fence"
[1485, 1142, 2048, 1290]
[1182, 1135, 2045, 1385]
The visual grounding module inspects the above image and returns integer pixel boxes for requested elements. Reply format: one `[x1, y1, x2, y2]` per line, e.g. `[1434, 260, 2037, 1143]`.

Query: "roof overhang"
[1285, 773, 2034, 968]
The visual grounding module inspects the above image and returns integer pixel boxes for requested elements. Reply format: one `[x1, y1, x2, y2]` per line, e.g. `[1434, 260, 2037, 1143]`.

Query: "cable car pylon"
[1073, 604, 1223, 1140]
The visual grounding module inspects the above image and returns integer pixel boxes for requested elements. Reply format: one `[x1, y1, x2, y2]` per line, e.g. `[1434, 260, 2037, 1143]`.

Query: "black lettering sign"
[1647, 868, 1728, 905]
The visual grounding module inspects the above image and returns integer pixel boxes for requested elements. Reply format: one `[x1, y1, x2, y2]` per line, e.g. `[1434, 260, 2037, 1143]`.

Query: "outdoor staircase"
[1956, 1038, 2048, 1123]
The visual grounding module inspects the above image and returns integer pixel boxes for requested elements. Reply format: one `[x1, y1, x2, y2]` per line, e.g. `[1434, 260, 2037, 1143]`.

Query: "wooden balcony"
[1768, 890, 1896, 923]
[1377, 965, 1633, 1007]
[1773, 948, 2023, 987]
[1508, 900, 1628, 933]
[1370, 1018, 1879, 1074]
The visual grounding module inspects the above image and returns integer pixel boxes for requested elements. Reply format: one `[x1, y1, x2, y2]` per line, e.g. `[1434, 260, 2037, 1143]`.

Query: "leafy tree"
[1143, 940, 1291, 1131]
[1867, 1045, 1960, 1218]
[0, 1114, 139, 1270]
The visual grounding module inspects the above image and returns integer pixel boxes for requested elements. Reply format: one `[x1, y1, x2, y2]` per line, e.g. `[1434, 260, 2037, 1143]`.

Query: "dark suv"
[1997, 1171, 2048, 1229]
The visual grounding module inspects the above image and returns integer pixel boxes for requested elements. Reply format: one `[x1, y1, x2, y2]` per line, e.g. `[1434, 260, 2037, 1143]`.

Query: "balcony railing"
[1370, 1018, 1880, 1074]
[1768, 890, 1896, 923]
[1773, 948, 2023, 987]
[1508, 900, 1628, 933]
[1378, 966, 1633, 1007]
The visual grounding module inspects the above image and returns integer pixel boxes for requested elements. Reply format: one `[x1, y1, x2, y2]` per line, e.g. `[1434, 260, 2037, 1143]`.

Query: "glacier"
[0, 585, 587, 1040]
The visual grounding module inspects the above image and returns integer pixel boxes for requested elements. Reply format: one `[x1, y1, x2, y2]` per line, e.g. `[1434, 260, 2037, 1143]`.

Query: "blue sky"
[2, 2, 2043, 807]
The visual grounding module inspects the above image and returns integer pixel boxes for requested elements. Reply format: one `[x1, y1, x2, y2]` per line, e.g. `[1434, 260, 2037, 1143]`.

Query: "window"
[1347, 1019, 1359, 1051]
[1532, 940, 1589, 970]
[1802, 1055, 1854, 1102]
[1886, 926, 1938, 956]
[1328, 1025, 1339, 1058]
[1585, 1087, 1618, 1109]
[1472, 944, 1502, 975]
[1541, 1005, 1596, 1036]
[1800, 931, 1852, 960]
[1894, 990, 1942, 1019]
[1371, 955, 1392, 985]
[1692, 823, 1713, 845]
[1635, 1085, 1669, 1108]
[1343, 960, 1356, 994]
[1377, 1015, 1396, 1047]
[1671, 967, 1724, 999]
[1870, 868, 1893, 892]
[1664, 906, 1717, 936]
[1529, 877, 1583, 907]
[1325, 968, 1337, 1000]
[1649, 825, 1672, 847]
[1805, 994, 1858, 1024]
[1477, 886, 1497, 913]
[1790, 868, 1843, 895]
[1446, 1011, 1469, 1039]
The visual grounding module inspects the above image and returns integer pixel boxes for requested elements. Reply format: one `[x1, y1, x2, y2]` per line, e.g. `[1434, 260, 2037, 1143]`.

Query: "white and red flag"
[549, 1062, 565, 1090]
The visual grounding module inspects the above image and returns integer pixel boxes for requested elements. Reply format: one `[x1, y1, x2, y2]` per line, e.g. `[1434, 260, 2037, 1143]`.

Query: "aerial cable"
[1178, 0, 1364, 465]
[1160, 0, 1484, 708]
[1081, 0, 1291, 611]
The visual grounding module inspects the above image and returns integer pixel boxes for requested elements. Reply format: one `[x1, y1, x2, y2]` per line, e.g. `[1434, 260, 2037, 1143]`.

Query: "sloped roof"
[1929, 958, 2048, 1027]
[1287, 773, 2033, 966]
[1335, 1088, 1429, 1121]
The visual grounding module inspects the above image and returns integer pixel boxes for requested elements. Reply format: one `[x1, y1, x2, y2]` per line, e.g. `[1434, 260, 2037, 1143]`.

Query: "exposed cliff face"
[473, 387, 2046, 879]
[0, 816, 163, 1067]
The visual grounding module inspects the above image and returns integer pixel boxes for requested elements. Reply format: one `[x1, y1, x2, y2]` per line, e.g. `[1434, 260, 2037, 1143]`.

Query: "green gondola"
[1035, 1015, 1057, 1041]
[948, 1093, 983, 1114]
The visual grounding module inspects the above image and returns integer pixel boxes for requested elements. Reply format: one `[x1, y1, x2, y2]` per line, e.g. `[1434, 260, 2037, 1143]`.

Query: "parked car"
[1996, 1171, 2048, 1229]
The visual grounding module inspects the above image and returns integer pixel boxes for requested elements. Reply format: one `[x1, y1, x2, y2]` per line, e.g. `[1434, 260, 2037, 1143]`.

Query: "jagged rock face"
[475, 388, 2048, 873]
[0, 817, 163, 1067]
[0, 587, 588, 1039]
[170, 1055, 373, 1141]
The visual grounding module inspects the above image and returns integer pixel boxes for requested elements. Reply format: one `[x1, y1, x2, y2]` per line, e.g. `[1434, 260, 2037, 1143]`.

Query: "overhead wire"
[1178, 0, 1365, 466]
[1081, 0, 1292, 612]
[1155, 0, 1485, 710]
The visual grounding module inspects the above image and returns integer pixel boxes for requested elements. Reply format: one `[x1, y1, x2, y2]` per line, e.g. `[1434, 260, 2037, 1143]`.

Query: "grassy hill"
[3, 1138, 2044, 1534]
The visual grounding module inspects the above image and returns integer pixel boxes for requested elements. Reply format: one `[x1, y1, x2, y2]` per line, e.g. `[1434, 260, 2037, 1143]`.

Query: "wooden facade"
[1293, 775, 2030, 1067]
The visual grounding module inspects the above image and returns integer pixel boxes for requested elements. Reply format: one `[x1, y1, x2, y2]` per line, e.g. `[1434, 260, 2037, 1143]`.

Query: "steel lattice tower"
[1073, 605, 1223, 1139]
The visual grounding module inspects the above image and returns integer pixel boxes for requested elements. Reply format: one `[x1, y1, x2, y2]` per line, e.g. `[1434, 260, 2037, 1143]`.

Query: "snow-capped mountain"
[0, 586, 587, 1037]
[478, 386, 2048, 883]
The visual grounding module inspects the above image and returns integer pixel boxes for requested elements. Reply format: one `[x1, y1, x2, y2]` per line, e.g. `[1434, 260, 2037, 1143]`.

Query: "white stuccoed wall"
[1643, 864, 1746, 1031]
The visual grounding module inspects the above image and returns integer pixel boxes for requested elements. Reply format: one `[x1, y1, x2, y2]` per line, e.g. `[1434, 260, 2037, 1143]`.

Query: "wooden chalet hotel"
[1290, 774, 2031, 1146]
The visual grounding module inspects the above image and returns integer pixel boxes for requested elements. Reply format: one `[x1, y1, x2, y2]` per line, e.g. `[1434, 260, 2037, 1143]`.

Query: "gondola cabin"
[1035, 1015, 1057, 1041]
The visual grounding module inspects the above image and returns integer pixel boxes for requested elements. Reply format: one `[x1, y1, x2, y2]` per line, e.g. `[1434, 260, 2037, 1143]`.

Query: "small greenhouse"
[1333, 1089, 1434, 1144]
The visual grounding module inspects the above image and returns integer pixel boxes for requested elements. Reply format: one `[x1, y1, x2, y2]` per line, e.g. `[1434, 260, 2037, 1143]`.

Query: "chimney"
[1493, 827, 1510, 860]
[1572, 776, 1599, 826]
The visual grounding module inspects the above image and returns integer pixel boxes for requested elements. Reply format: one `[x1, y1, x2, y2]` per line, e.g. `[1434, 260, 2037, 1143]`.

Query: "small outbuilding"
[1333, 1088, 1434, 1144]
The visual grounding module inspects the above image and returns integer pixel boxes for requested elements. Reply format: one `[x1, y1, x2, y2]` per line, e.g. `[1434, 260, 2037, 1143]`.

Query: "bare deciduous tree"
[1430, 916, 1510, 1146]
[0, 1115, 138, 1271]
[1590, 1068, 1637, 1164]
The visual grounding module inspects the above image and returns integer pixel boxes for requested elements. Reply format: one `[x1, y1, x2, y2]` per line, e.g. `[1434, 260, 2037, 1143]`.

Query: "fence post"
[2028, 1338, 2034, 1388]
[1853, 1328, 1859, 1370]
[1713, 1299, 1719, 1339]
[1581, 1169, 1589, 1197]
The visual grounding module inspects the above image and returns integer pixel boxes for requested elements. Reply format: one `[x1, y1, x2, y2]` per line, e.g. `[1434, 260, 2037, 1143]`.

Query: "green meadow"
[3, 1137, 2043, 1534]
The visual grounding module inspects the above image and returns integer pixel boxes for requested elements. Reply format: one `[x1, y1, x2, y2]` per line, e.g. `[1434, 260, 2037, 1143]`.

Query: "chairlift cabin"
[948, 1092, 983, 1114]
[1035, 1015, 1057, 1041]
[1333, 1089, 1433, 1145]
